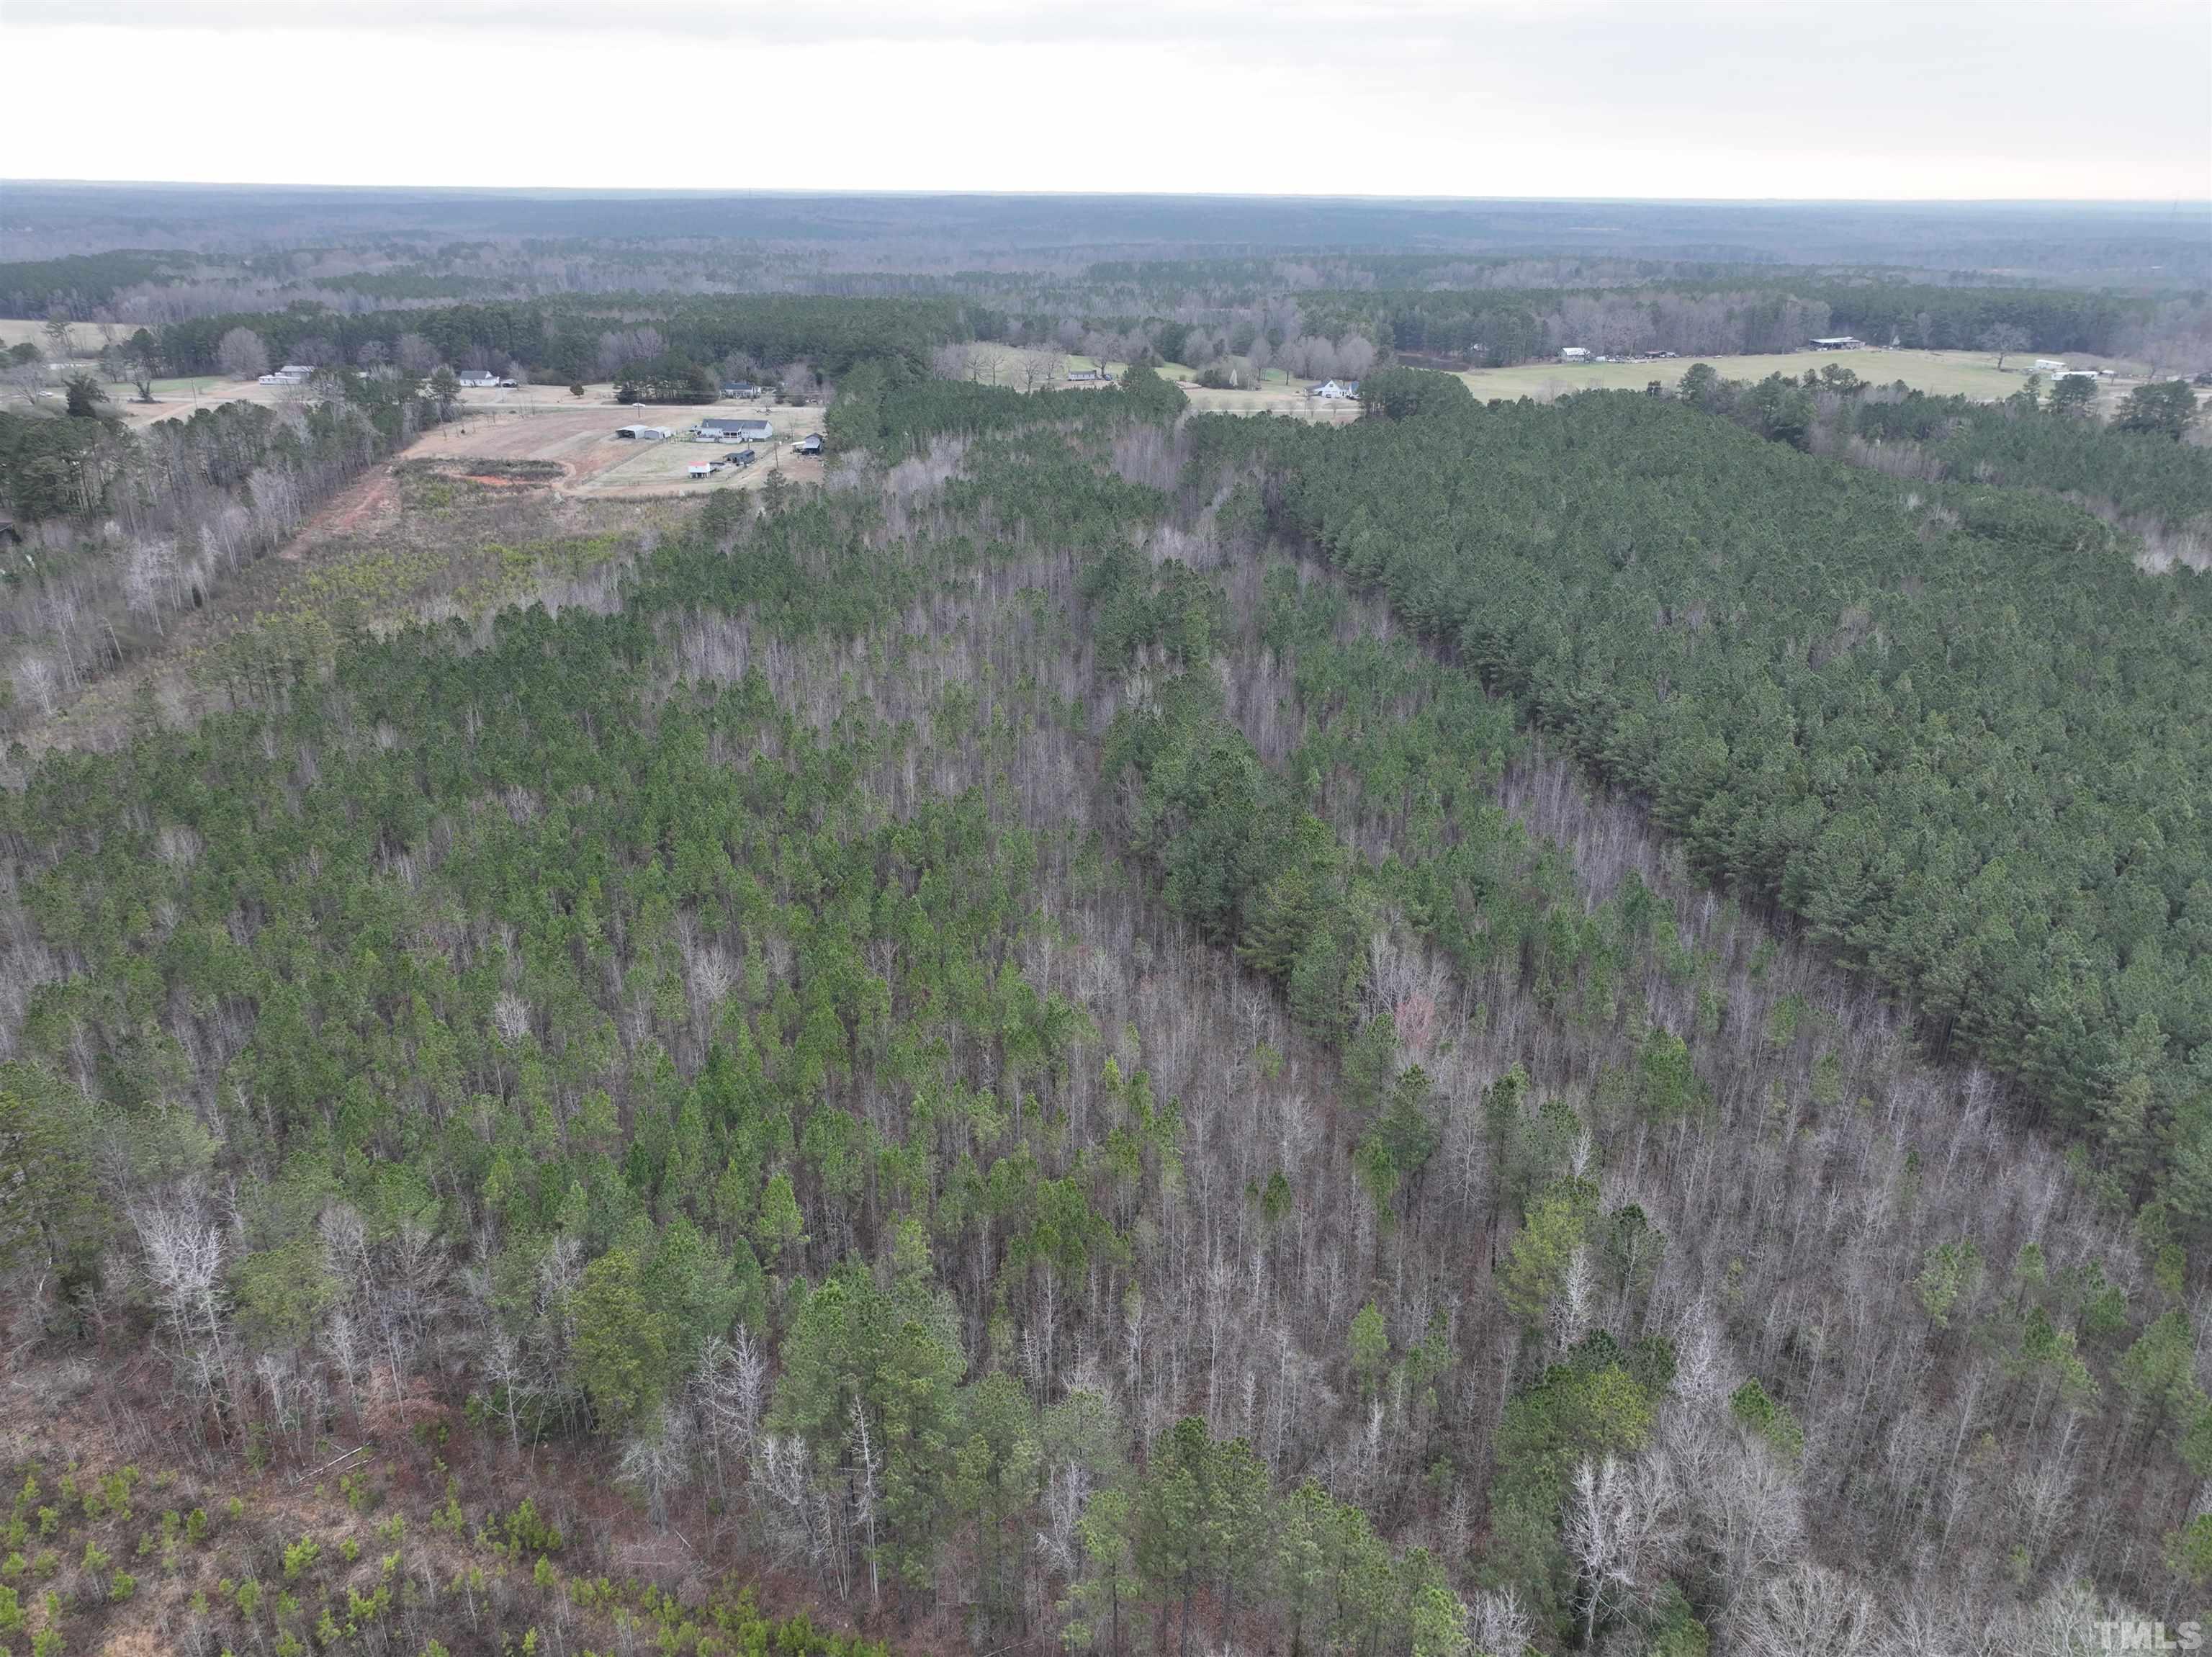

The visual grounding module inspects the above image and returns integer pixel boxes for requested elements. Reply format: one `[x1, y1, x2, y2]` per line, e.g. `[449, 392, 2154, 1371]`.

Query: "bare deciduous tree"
[1727, 1561, 1883, 1657]
[216, 327, 269, 381]
[1979, 323, 2031, 369]
[132, 1198, 229, 1409]
[1466, 1587, 1533, 1657]
[693, 1327, 766, 1498]
[482, 1327, 536, 1453]
[395, 333, 441, 376]
[617, 1408, 693, 1527]
[849, 1400, 881, 1609]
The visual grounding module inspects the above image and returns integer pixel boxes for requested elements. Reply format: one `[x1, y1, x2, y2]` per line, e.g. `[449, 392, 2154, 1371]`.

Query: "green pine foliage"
[1696, 371, 2212, 529]
[1193, 391, 2212, 1243]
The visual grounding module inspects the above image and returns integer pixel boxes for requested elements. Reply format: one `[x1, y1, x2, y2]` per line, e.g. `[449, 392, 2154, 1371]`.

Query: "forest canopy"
[1, 361, 2207, 1657]
[1194, 390, 2212, 1244]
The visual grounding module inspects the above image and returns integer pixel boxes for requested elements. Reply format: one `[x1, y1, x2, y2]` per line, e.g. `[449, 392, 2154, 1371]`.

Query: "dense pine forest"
[1, 357, 2209, 1657]
[1195, 387, 2211, 1232]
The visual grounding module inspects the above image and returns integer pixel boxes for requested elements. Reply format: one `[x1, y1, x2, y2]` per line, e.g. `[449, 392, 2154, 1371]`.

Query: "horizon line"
[6, 179, 2209, 210]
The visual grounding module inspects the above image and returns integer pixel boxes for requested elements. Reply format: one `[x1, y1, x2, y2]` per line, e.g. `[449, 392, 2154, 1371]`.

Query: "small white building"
[1809, 336, 1867, 351]
[687, 462, 714, 479]
[614, 425, 670, 440]
[458, 370, 516, 389]
[2033, 359, 2067, 375]
[1559, 347, 1591, 362]
[1307, 380, 1361, 400]
[258, 364, 315, 385]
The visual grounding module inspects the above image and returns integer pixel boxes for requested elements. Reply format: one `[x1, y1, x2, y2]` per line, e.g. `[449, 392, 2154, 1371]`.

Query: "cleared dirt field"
[400, 400, 827, 498]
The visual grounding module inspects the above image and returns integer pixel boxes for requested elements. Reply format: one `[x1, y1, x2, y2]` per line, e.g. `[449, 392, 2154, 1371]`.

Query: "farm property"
[400, 400, 827, 498]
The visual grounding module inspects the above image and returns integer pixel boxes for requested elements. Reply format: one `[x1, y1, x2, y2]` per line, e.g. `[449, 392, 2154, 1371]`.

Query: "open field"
[963, 346, 2125, 415]
[99, 376, 276, 424]
[1453, 347, 2119, 403]
[18, 374, 807, 434]
[953, 341, 1097, 387]
[0, 315, 115, 354]
[1179, 382, 1368, 421]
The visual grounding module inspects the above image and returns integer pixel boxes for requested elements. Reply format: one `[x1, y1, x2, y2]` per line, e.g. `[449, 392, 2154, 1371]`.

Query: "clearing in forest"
[398, 402, 829, 498]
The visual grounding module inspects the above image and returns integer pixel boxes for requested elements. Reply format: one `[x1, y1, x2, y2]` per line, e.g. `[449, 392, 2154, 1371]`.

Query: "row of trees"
[158, 295, 961, 387]
[1322, 281, 2154, 367]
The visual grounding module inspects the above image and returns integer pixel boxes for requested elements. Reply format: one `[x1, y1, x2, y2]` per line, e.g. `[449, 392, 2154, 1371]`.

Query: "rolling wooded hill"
[0, 371, 2206, 1657]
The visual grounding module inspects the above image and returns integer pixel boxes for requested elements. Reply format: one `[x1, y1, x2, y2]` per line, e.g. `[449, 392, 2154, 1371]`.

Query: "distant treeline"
[1307, 282, 2146, 365]
[0, 250, 189, 316]
[156, 295, 967, 382]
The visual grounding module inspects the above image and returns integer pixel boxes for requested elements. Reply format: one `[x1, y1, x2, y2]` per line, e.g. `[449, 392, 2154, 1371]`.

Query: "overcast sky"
[4, 0, 2207, 200]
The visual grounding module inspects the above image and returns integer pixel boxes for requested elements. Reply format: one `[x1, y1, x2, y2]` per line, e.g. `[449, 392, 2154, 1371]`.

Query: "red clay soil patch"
[283, 464, 400, 557]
